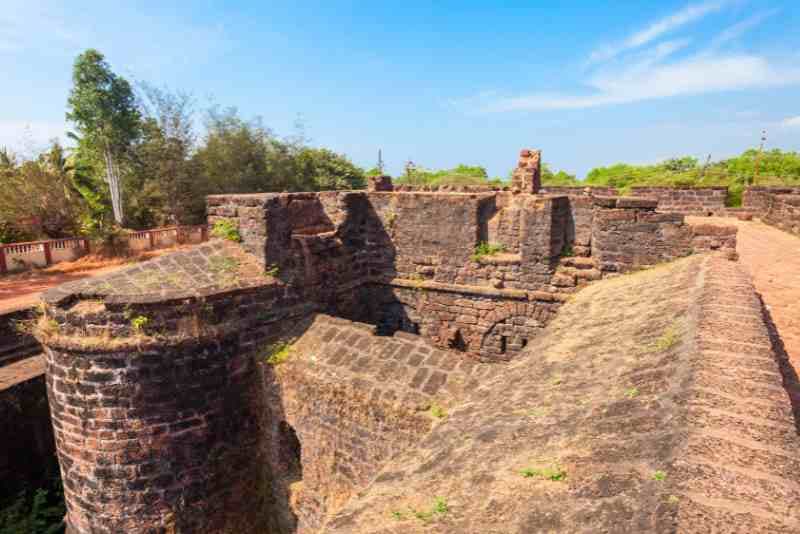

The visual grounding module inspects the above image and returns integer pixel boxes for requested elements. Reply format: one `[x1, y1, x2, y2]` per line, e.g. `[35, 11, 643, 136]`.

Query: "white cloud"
[589, 1, 724, 63]
[781, 116, 800, 127]
[480, 54, 800, 112]
[710, 9, 779, 49]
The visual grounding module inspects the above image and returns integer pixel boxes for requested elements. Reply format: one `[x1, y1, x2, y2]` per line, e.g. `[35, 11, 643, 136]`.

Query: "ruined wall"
[261, 314, 486, 533]
[538, 186, 619, 196]
[354, 283, 562, 362]
[763, 194, 800, 236]
[742, 186, 800, 211]
[592, 197, 696, 273]
[510, 149, 541, 193]
[630, 186, 728, 215]
[35, 242, 314, 534]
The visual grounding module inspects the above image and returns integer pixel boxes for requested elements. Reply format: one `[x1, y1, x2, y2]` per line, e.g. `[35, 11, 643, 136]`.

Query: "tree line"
[0, 49, 367, 243]
[3, 49, 800, 244]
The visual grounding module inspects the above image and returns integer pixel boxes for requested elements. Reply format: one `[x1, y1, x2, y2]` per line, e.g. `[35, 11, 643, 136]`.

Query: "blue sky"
[2, 0, 799, 178]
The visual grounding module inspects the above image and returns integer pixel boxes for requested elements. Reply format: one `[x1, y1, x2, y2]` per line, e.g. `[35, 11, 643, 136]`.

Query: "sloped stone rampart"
[263, 314, 489, 532]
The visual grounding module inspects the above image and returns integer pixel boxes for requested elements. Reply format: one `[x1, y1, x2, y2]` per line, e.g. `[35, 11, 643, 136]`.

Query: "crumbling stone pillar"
[367, 175, 393, 192]
[512, 149, 541, 194]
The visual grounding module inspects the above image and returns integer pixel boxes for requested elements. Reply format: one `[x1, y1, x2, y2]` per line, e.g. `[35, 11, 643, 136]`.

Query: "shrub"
[471, 241, 506, 262]
[210, 219, 241, 242]
[264, 342, 292, 365]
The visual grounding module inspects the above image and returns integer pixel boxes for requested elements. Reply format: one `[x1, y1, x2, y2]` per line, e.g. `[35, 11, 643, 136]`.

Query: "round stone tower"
[35, 242, 287, 533]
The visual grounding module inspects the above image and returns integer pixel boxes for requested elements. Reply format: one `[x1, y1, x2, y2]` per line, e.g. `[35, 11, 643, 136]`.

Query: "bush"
[210, 219, 241, 242]
[471, 242, 506, 262]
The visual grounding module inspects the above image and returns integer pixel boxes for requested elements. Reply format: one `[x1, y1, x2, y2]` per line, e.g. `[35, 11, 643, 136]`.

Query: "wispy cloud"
[456, 2, 795, 114]
[710, 9, 779, 49]
[477, 53, 800, 112]
[781, 116, 800, 127]
[589, 1, 724, 63]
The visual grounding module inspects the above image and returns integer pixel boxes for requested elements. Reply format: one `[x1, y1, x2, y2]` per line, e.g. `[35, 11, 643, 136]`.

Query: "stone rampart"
[36, 241, 311, 534]
[630, 186, 728, 215]
[538, 185, 619, 196]
[742, 186, 800, 211]
[262, 314, 485, 532]
[31, 149, 743, 534]
[763, 194, 800, 236]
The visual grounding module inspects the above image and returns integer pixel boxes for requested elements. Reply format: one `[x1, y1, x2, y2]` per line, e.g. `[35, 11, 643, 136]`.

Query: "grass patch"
[264, 264, 279, 278]
[130, 315, 149, 333]
[408, 497, 450, 524]
[471, 241, 506, 262]
[264, 342, 293, 365]
[653, 322, 681, 352]
[211, 219, 241, 242]
[429, 403, 446, 419]
[560, 244, 574, 257]
[520, 463, 567, 482]
[653, 470, 667, 481]
[625, 387, 639, 399]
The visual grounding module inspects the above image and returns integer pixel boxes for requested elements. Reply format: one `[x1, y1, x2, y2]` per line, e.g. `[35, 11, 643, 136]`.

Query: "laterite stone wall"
[630, 186, 728, 215]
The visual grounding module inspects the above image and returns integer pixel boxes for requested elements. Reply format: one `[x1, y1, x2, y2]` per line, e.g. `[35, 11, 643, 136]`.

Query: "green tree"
[0, 142, 86, 241]
[128, 85, 205, 226]
[66, 49, 140, 225]
[293, 147, 366, 190]
[541, 164, 578, 186]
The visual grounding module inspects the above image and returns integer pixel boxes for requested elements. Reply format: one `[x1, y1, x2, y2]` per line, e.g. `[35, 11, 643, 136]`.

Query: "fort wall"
[30, 149, 742, 534]
[630, 186, 728, 215]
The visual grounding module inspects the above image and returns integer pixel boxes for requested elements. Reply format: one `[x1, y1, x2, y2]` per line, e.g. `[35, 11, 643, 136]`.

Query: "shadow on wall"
[759, 297, 800, 435]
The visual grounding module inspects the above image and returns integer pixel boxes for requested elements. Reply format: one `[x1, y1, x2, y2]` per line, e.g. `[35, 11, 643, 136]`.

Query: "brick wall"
[591, 197, 733, 273]
[763, 194, 800, 236]
[35, 242, 314, 534]
[630, 186, 728, 215]
[261, 314, 487, 532]
[742, 186, 800, 211]
[538, 186, 619, 196]
[32, 166, 743, 533]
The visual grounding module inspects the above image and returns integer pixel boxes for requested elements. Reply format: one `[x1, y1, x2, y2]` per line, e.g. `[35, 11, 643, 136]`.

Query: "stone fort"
[5, 149, 800, 532]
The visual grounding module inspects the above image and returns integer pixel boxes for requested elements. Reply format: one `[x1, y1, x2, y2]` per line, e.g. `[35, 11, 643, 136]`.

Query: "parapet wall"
[539, 185, 619, 196]
[742, 186, 800, 211]
[630, 186, 728, 215]
[763, 194, 800, 236]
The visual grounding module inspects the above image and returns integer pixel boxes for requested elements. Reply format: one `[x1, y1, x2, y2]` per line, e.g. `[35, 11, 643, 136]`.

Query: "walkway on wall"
[689, 216, 800, 406]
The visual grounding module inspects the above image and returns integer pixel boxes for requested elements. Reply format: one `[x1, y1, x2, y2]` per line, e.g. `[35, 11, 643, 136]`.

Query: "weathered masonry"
[33, 150, 743, 534]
